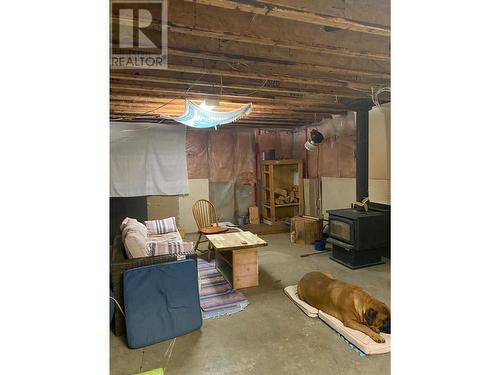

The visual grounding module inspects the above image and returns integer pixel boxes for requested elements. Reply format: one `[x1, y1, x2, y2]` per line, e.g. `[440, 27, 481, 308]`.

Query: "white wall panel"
[321, 177, 390, 215]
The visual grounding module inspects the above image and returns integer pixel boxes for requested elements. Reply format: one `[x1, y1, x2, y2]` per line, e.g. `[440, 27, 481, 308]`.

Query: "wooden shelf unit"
[261, 159, 304, 224]
[263, 203, 299, 208]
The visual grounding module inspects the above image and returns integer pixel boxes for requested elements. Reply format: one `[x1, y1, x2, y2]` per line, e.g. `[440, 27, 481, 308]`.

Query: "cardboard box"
[290, 216, 322, 245]
[147, 195, 179, 221]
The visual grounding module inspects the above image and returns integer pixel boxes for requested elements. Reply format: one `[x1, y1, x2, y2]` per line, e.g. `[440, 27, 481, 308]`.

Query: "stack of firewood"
[274, 185, 300, 205]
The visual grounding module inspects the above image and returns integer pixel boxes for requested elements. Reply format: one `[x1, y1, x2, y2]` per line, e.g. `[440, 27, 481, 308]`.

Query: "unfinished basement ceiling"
[110, 0, 390, 128]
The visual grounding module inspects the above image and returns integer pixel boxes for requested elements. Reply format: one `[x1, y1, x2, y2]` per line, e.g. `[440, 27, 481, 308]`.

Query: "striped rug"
[198, 258, 250, 319]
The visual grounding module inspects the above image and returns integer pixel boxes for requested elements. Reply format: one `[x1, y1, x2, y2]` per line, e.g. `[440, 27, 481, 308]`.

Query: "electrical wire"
[372, 86, 391, 108]
[316, 144, 322, 217]
[243, 79, 269, 96]
[111, 72, 208, 121]
[110, 296, 125, 316]
[347, 86, 373, 97]
[220, 74, 223, 97]
[343, 85, 391, 106]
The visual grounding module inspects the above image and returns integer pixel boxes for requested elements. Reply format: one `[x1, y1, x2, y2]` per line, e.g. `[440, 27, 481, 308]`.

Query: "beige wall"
[320, 177, 356, 215]
[368, 104, 391, 204]
[178, 179, 209, 233]
[320, 177, 390, 216]
[369, 104, 391, 181]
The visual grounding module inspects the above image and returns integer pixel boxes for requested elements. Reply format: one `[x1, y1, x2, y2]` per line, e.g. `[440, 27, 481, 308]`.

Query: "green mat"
[136, 369, 163, 375]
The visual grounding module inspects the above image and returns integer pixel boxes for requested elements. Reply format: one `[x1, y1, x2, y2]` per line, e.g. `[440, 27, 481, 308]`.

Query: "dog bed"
[284, 285, 391, 355]
[284, 285, 318, 317]
[318, 311, 391, 355]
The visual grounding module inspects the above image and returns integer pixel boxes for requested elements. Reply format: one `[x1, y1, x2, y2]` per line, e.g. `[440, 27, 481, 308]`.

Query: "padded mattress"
[318, 310, 391, 355]
[284, 285, 318, 317]
[123, 259, 202, 349]
[284, 285, 390, 355]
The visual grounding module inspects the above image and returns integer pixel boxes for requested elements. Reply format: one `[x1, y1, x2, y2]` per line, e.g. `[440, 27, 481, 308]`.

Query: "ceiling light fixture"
[304, 129, 324, 151]
[172, 100, 252, 129]
[200, 99, 219, 110]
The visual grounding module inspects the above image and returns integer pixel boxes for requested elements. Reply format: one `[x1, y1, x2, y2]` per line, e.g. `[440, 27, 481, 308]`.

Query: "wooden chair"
[192, 199, 229, 260]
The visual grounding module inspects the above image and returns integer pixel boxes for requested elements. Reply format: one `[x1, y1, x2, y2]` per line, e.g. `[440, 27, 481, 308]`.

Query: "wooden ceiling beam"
[169, 22, 389, 62]
[110, 72, 372, 100]
[110, 112, 305, 124]
[167, 47, 389, 81]
[110, 83, 348, 107]
[110, 116, 307, 128]
[109, 100, 342, 118]
[160, 63, 380, 92]
[109, 108, 316, 122]
[111, 46, 388, 85]
[112, 13, 389, 64]
[183, 0, 390, 37]
[109, 102, 342, 119]
[109, 117, 318, 128]
[110, 96, 332, 109]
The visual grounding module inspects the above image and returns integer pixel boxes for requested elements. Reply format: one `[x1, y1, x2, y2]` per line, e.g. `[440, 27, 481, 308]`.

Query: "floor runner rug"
[198, 258, 250, 319]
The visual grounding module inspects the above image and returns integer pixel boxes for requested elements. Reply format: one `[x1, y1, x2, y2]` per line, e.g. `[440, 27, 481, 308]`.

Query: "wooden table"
[206, 231, 267, 289]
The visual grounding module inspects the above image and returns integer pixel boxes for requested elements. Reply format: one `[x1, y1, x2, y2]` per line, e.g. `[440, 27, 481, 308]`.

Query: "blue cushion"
[123, 259, 202, 349]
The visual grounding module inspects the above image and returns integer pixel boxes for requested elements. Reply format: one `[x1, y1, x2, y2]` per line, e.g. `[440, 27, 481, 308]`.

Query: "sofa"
[120, 217, 194, 258]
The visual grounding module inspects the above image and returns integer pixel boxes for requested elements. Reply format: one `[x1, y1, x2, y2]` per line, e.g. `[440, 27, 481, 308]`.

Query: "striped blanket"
[146, 231, 194, 256]
[146, 240, 194, 256]
[198, 259, 249, 319]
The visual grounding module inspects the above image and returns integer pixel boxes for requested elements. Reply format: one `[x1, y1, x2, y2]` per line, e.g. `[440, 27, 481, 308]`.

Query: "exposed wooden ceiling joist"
[110, 84, 347, 109]
[110, 115, 308, 128]
[109, 0, 390, 124]
[110, 106, 341, 121]
[110, 111, 333, 128]
[168, 48, 389, 81]
[111, 44, 388, 86]
[183, 0, 390, 37]
[161, 63, 380, 92]
[112, 14, 389, 68]
[110, 96, 344, 118]
[110, 97, 337, 111]
[168, 22, 389, 62]
[110, 73, 373, 100]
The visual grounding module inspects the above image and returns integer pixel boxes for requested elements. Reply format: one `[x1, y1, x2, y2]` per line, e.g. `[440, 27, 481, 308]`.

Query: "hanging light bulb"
[200, 99, 219, 110]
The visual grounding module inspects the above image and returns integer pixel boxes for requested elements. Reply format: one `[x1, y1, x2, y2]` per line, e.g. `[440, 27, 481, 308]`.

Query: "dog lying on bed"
[298, 272, 390, 343]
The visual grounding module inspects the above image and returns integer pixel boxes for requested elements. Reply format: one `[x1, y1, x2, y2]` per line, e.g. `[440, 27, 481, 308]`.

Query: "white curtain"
[110, 122, 188, 197]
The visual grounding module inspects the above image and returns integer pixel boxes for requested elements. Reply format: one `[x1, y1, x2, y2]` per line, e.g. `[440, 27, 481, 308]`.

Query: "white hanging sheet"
[110, 122, 188, 197]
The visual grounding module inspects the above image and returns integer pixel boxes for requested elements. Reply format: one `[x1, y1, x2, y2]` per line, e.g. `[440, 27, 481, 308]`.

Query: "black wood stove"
[327, 99, 390, 269]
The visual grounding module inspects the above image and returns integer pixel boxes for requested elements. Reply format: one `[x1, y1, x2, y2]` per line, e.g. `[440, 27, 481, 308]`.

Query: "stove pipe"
[346, 99, 374, 202]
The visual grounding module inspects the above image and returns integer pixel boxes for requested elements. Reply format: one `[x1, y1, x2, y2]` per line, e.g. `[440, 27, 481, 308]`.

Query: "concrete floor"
[110, 233, 390, 375]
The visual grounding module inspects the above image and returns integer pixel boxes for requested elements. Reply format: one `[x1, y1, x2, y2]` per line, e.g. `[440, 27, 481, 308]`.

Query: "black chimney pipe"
[346, 99, 374, 202]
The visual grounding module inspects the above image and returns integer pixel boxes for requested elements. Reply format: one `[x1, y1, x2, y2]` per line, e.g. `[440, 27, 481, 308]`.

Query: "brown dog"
[297, 272, 390, 343]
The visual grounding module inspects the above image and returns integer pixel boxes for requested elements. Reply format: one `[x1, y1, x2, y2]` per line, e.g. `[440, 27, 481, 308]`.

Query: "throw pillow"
[145, 217, 177, 235]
